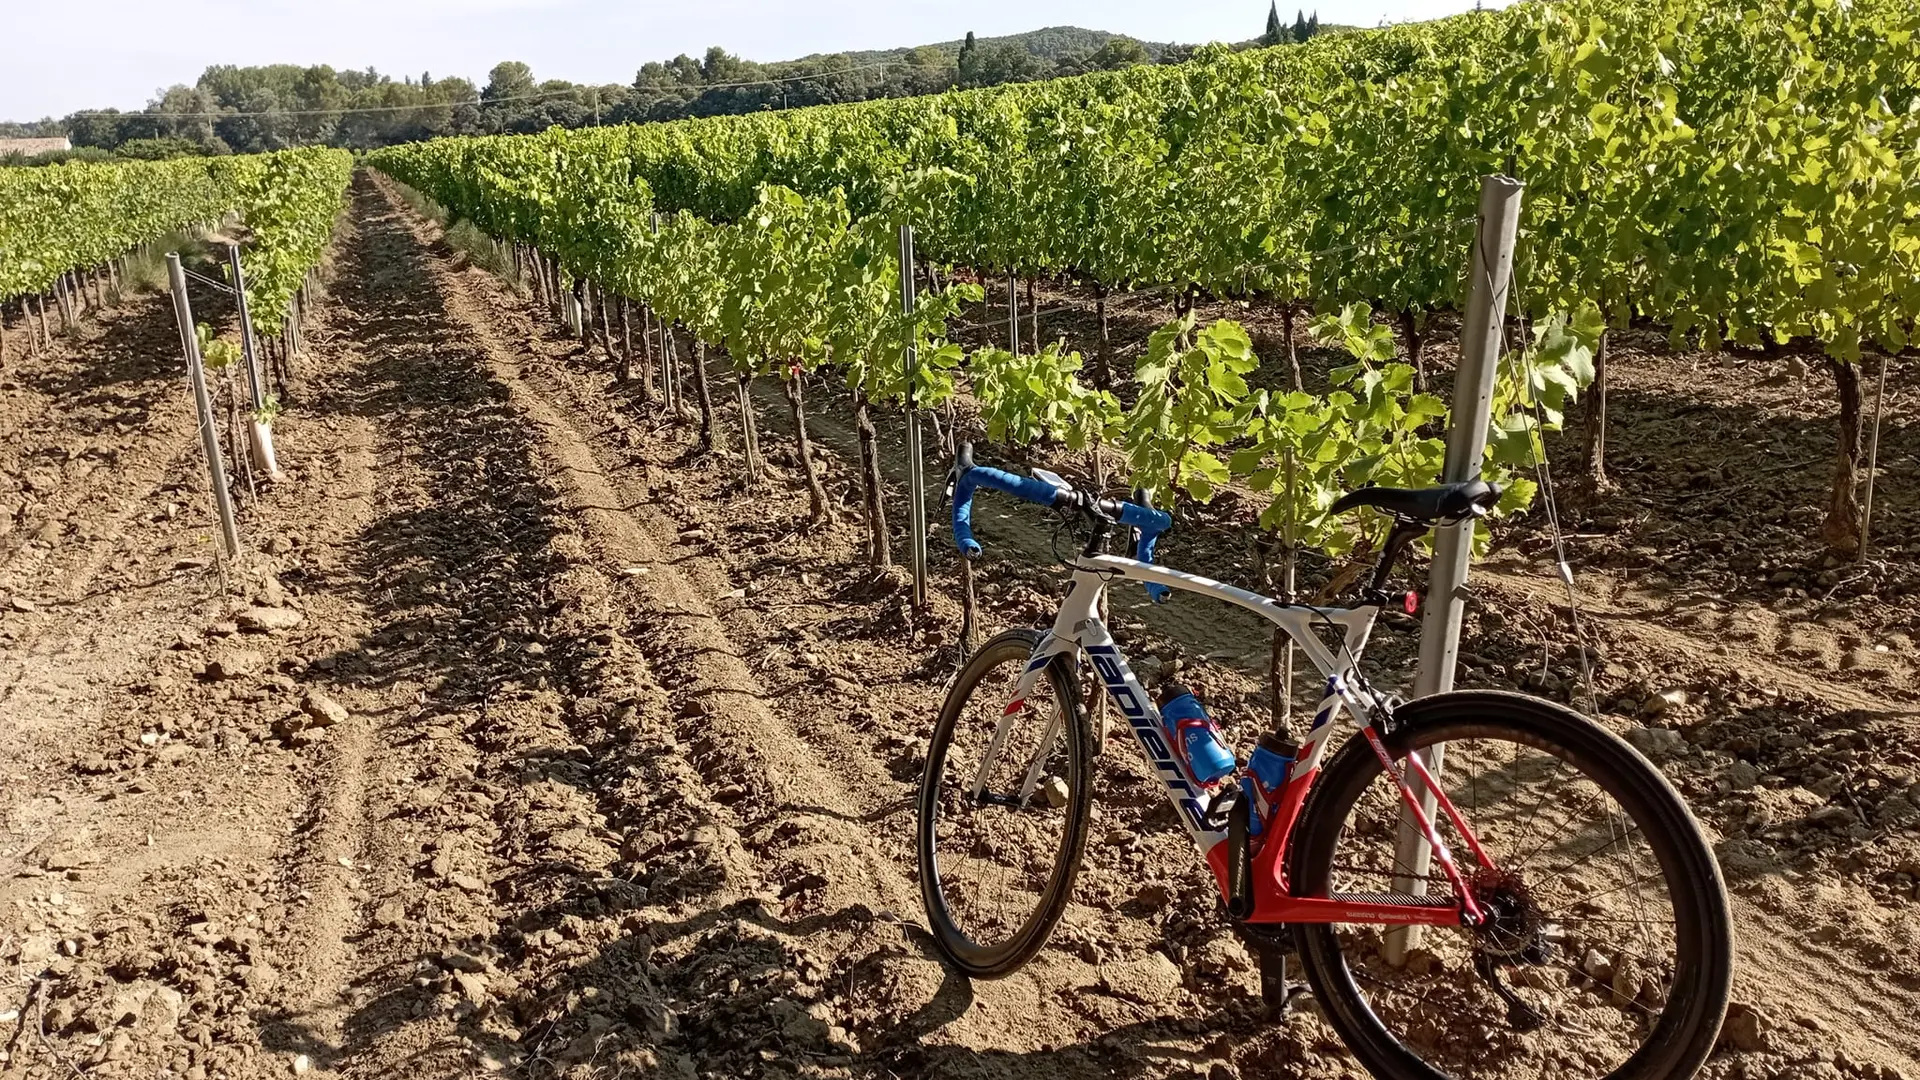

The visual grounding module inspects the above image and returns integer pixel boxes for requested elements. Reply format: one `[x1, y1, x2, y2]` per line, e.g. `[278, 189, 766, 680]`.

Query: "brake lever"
[943, 442, 976, 512]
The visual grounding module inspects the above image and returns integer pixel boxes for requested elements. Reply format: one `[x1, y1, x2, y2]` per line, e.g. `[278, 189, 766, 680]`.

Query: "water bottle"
[1156, 682, 1236, 786]
[1245, 734, 1300, 836]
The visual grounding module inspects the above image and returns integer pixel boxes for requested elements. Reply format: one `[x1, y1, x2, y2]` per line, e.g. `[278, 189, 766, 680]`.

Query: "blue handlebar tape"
[1119, 502, 1174, 602]
[950, 466, 1063, 558]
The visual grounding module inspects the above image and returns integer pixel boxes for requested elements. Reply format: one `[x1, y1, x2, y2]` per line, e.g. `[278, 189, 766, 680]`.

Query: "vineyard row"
[0, 148, 354, 357]
[366, 0, 1918, 569]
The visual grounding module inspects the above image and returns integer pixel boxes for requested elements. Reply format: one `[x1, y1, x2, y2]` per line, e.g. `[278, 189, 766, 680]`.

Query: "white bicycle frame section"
[976, 552, 1388, 857]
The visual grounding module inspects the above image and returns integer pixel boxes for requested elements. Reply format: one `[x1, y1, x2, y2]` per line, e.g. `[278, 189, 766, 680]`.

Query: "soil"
[0, 172, 1913, 1080]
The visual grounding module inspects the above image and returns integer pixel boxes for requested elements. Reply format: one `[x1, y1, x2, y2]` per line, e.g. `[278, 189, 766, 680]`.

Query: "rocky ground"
[0, 172, 1913, 1080]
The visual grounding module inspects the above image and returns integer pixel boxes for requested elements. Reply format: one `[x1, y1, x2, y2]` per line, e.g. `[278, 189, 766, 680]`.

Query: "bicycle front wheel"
[1290, 690, 1732, 1080]
[917, 628, 1092, 978]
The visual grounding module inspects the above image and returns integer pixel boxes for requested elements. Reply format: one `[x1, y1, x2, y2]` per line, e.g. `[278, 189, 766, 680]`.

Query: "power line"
[52, 61, 908, 122]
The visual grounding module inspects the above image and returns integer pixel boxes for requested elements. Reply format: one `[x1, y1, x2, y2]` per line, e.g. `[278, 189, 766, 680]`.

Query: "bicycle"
[916, 444, 1733, 1080]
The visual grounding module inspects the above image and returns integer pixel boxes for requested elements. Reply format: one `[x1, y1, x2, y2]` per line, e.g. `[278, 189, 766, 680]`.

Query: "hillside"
[824, 26, 1174, 64]
[3, 15, 1354, 159]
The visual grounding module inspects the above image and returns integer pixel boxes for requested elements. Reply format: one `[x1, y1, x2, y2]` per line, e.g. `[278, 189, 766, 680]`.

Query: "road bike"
[916, 445, 1732, 1080]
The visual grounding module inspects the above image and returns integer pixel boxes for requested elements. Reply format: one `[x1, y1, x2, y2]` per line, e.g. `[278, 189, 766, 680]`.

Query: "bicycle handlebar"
[948, 444, 1175, 602]
[950, 464, 1064, 556]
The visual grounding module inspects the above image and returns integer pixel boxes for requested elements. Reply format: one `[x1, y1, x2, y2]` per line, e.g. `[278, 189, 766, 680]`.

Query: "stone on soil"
[1041, 776, 1070, 809]
[1720, 1002, 1768, 1052]
[204, 648, 266, 681]
[1640, 688, 1688, 716]
[302, 690, 349, 728]
[1625, 726, 1685, 759]
[238, 607, 304, 633]
[1099, 952, 1184, 1005]
[453, 971, 489, 1004]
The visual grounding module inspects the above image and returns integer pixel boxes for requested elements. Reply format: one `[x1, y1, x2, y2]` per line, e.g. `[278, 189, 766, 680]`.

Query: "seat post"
[1368, 520, 1428, 593]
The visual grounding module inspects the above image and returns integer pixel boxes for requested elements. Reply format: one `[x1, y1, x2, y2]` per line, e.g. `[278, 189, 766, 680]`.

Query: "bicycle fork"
[968, 651, 1066, 808]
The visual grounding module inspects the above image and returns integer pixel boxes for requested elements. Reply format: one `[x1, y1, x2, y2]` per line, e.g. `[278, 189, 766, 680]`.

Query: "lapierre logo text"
[1087, 645, 1210, 834]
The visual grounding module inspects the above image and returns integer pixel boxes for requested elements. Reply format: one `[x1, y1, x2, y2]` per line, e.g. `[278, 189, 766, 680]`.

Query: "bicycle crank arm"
[1224, 787, 1255, 920]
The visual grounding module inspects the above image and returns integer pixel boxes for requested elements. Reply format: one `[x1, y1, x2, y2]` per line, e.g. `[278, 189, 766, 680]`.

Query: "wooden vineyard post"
[227, 244, 284, 483]
[1385, 175, 1523, 964]
[900, 224, 929, 613]
[166, 254, 242, 563]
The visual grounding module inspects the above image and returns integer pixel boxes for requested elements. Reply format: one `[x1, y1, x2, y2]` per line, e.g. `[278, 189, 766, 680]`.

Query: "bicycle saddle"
[1330, 481, 1501, 522]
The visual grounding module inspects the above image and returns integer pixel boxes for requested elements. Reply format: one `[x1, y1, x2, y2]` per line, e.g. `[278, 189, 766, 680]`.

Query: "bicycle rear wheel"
[917, 628, 1092, 977]
[1290, 691, 1732, 1080]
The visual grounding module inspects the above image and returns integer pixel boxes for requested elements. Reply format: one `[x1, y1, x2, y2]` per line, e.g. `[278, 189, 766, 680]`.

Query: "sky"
[1, 0, 1502, 121]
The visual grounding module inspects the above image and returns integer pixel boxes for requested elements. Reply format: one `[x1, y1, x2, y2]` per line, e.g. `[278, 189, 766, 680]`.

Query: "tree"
[288, 66, 348, 144]
[959, 39, 1042, 88]
[1088, 39, 1151, 69]
[1294, 10, 1311, 42]
[892, 46, 957, 96]
[1308, 12, 1320, 36]
[482, 61, 537, 133]
[115, 136, 208, 160]
[1263, 2, 1285, 46]
[66, 109, 128, 149]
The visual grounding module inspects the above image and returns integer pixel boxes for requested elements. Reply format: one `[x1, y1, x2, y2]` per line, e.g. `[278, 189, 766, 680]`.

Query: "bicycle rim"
[1293, 697, 1730, 1080]
[918, 631, 1090, 976]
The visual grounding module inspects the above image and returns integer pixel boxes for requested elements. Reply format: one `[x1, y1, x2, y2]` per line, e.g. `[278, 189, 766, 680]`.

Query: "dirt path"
[3, 172, 1913, 1080]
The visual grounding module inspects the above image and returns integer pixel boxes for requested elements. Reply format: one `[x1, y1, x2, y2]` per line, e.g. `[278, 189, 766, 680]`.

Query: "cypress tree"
[1294, 9, 1311, 42]
[1263, 2, 1285, 46]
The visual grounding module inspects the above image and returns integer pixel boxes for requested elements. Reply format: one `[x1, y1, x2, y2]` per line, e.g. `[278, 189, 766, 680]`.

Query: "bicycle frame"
[979, 552, 1491, 927]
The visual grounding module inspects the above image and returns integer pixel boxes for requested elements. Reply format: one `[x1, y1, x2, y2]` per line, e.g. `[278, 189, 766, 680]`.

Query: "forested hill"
[1, 10, 1346, 163]
[825, 26, 1174, 65]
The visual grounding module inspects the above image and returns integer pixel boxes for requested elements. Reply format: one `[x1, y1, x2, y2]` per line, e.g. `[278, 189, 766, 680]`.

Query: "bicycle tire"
[1289, 690, 1732, 1080]
[917, 628, 1093, 978]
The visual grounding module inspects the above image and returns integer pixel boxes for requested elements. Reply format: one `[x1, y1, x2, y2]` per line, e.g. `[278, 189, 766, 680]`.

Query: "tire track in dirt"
[369, 174, 962, 1025]
[1481, 566, 1915, 720]
[254, 174, 768, 1080]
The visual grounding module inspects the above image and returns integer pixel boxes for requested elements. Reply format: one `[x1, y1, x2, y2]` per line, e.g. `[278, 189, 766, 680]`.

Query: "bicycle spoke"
[1317, 728, 1694, 1078]
[1541, 818, 1644, 879]
[1513, 779, 1613, 872]
[926, 638, 1081, 963]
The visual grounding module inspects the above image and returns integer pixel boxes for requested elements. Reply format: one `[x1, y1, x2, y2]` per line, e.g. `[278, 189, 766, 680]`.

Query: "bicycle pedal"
[1202, 783, 1240, 831]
